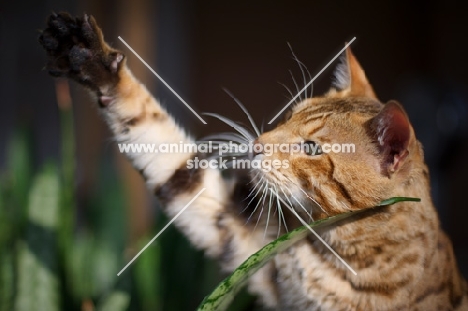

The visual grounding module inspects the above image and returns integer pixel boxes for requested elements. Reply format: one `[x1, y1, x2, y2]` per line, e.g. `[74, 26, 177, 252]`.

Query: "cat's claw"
[39, 12, 124, 91]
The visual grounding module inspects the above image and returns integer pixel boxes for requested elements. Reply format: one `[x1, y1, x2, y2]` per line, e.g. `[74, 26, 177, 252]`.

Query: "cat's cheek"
[373, 160, 382, 175]
[362, 154, 382, 175]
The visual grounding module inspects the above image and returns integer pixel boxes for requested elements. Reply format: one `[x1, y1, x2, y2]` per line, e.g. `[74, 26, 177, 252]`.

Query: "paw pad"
[39, 12, 124, 89]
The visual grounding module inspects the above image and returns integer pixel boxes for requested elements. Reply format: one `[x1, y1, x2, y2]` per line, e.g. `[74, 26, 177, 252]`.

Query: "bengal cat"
[39, 12, 467, 310]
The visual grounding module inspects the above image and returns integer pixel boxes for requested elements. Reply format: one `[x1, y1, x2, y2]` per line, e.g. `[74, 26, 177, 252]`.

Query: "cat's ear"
[332, 47, 376, 99]
[369, 100, 411, 175]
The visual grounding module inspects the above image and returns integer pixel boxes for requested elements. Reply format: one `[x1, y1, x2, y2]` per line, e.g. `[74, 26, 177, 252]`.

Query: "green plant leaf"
[376, 196, 421, 206]
[0, 250, 14, 311]
[134, 235, 162, 311]
[7, 127, 33, 211]
[15, 165, 60, 311]
[58, 106, 75, 267]
[196, 196, 421, 311]
[96, 291, 130, 311]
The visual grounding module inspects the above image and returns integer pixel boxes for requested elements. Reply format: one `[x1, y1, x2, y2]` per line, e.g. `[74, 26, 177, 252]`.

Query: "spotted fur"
[39, 13, 467, 310]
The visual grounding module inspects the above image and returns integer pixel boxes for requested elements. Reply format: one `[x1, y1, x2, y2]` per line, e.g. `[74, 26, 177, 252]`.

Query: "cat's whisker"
[276, 184, 289, 232]
[201, 135, 253, 159]
[244, 180, 266, 237]
[287, 43, 308, 99]
[203, 142, 248, 155]
[257, 181, 271, 218]
[202, 132, 250, 144]
[253, 199, 265, 233]
[264, 166, 322, 218]
[203, 113, 256, 142]
[223, 88, 261, 137]
[275, 187, 312, 226]
[281, 183, 313, 219]
[272, 187, 357, 276]
[301, 189, 328, 216]
[263, 187, 274, 240]
[282, 174, 329, 217]
[275, 207, 282, 238]
[288, 43, 313, 99]
[289, 70, 302, 101]
[309, 198, 327, 216]
[246, 181, 268, 221]
[278, 82, 300, 105]
[44, 13, 466, 308]
[279, 206, 288, 234]
[248, 182, 268, 233]
[243, 176, 265, 213]
[273, 183, 287, 237]
[249, 172, 265, 196]
[292, 193, 314, 222]
[247, 172, 261, 186]
[203, 140, 247, 149]
[278, 185, 295, 210]
[282, 184, 313, 221]
[246, 175, 264, 198]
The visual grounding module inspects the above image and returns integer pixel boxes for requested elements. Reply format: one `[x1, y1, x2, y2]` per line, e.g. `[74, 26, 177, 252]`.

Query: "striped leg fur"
[39, 12, 278, 307]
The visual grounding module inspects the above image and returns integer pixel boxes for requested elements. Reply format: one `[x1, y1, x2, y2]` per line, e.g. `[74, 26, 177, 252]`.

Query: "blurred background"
[1, 0, 467, 310]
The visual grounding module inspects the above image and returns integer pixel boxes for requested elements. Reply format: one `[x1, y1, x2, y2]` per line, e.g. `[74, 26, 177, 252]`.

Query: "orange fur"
[39, 13, 467, 310]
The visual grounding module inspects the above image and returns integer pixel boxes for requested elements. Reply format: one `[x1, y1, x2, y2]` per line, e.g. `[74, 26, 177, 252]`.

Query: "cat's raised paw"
[39, 12, 124, 91]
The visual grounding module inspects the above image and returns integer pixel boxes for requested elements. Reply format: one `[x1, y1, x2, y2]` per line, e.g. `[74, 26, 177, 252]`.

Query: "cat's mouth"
[201, 106, 326, 223]
[246, 168, 328, 235]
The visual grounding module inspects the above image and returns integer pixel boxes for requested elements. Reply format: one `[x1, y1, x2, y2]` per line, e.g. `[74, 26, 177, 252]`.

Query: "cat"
[39, 12, 468, 310]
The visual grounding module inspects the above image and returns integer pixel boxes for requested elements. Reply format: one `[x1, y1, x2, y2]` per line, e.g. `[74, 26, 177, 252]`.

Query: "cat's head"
[253, 48, 421, 218]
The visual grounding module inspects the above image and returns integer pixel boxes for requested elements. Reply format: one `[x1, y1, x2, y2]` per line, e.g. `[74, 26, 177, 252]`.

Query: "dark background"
[1, 0, 467, 308]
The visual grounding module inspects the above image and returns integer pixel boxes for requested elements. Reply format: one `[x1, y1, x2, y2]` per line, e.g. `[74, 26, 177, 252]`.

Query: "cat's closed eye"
[38, 13, 468, 309]
[302, 140, 322, 156]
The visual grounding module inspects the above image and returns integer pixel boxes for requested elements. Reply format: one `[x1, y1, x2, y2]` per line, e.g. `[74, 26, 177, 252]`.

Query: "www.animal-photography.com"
[1, 1, 467, 310]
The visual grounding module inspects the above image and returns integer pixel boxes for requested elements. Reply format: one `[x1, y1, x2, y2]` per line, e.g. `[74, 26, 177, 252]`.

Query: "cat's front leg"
[38, 13, 272, 288]
[39, 12, 192, 186]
